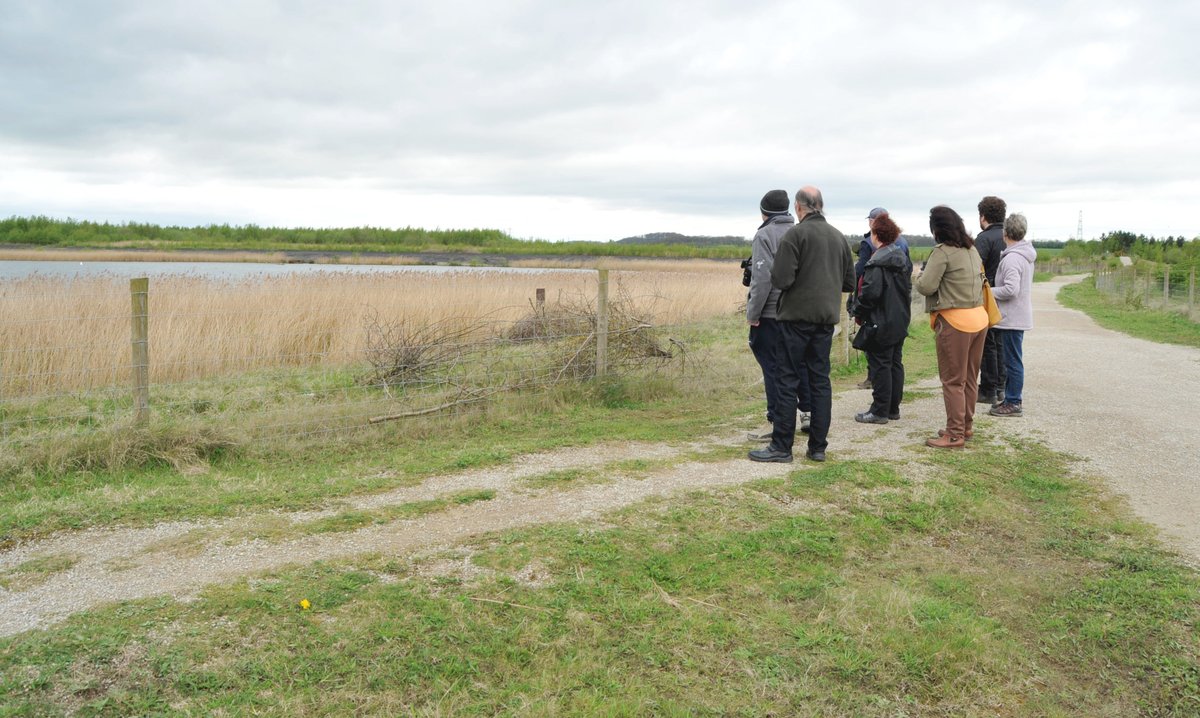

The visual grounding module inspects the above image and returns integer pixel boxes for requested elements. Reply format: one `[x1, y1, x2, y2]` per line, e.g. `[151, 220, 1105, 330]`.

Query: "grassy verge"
[1059, 277, 1200, 348]
[0, 316, 938, 545]
[2, 439, 1195, 716]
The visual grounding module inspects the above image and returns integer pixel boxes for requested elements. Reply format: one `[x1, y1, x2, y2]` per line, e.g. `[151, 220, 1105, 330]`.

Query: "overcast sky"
[2, 0, 1197, 242]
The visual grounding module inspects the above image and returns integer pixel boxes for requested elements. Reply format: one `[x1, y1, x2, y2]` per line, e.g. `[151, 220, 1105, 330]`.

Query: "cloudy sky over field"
[2, 0, 1197, 242]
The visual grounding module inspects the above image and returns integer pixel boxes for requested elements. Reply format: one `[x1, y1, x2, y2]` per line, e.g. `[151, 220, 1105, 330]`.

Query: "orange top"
[931, 306, 989, 333]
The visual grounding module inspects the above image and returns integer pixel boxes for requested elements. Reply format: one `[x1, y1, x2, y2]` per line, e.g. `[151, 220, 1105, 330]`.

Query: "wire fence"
[1094, 263, 1199, 321]
[0, 268, 749, 462]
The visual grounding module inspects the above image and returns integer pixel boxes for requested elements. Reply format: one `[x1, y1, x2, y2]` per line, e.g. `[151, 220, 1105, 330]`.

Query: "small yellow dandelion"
[299, 599, 311, 610]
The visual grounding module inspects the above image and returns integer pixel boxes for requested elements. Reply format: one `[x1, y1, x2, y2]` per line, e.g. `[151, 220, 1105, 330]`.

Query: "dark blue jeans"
[770, 321, 833, 455]
[995, 328, 1025, 404]
[749, 318, 811, 424]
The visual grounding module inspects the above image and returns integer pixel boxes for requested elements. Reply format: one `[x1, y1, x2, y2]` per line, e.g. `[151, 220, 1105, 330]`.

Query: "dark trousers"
[749, 318, 811, 423]
[866, 341, 905, 417]
[979, 328, 1006, 397]
[770, 321, 833, 455]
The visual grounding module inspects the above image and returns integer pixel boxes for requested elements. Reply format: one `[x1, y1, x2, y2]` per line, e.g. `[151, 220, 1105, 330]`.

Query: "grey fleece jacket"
[992, 240, 1037, 331]
[746, 214, 795, 321]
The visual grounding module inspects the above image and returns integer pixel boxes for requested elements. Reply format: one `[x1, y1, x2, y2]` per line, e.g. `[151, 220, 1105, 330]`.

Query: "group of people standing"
[744, 188, 1035, 462]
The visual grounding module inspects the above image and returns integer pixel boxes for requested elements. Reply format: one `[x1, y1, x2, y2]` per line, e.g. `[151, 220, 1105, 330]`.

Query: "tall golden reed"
[0, 263, 745, 397]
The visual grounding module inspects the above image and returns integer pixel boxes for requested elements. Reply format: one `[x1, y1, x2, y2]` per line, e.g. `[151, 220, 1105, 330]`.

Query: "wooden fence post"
[535, 287, 545, 309]
[595, 269, 608, 378]
[1190, 267, 1196, 315]
[1164, 266, 1171, 307]
[130, 277, 150, 424]
[842, 301, 850, 366]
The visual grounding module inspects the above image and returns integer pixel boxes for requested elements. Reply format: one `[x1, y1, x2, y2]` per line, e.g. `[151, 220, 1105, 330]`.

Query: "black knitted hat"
[760, 189, 790, 214]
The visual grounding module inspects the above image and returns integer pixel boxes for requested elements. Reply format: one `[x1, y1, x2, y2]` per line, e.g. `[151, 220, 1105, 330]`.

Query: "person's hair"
[929, 205, 974, 249]
[1003, 213, 1027, 242]
[977, 195, 1006, 225]
[794, 187, 823, 214]
[871, 214, 901, 245]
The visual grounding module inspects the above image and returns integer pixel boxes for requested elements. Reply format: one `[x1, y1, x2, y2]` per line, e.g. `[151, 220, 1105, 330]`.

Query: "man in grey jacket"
[749, 186, 855, 463]
[746, 190, 810, 437]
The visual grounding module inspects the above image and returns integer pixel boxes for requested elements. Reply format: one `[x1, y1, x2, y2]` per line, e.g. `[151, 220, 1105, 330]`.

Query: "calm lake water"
[0, 260, 582, 282]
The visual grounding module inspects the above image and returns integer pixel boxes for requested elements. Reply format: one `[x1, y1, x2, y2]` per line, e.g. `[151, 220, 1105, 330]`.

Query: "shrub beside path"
[0, 274, 1196, 637]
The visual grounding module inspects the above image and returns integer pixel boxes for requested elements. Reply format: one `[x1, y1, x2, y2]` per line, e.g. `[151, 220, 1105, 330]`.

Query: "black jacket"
[852, 243, 912, 348]
[976, 222, 1004, 285]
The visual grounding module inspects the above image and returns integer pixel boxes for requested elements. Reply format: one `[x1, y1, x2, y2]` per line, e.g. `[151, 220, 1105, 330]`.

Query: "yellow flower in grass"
[299, 599, 311, 610]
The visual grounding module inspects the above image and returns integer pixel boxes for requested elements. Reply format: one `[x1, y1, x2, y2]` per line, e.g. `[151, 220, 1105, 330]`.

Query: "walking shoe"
[748, 447, 792, 463]
[938, 427, 974, 439]
[976, 392, 997, 405]
[989, 402, 1023, 417]
[854, 411, 888, 425]
[925, 434, 965, 449]
[888, 411, 901, 420]
[805, 449, 826, 462]
[856, 378, 872, 389]
[800, 412, 811, 434]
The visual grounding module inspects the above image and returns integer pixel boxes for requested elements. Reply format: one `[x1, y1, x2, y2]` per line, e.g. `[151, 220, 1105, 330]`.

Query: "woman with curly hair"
[915, 206, 988, 448]
[851, 212, 912, 425]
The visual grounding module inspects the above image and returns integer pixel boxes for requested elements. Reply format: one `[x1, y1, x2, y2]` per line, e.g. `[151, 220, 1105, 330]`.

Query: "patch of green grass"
[0, 553, 79, 591]
[1060, 276, 1200, 347]
[6, 440, 1194, 715]
[1033, 271, 1054, 282]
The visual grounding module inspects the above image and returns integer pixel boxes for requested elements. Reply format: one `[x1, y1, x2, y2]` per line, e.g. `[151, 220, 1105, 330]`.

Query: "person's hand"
[748, 319, 760, 327]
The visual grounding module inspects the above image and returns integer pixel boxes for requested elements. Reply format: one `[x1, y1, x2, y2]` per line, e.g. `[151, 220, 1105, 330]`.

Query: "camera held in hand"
[740, 256, 752, 287]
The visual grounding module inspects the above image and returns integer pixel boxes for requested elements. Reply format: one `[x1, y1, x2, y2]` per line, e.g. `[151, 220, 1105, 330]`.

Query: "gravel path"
[1007, 276, 1199, 561]
[1, 274, 1196, 636]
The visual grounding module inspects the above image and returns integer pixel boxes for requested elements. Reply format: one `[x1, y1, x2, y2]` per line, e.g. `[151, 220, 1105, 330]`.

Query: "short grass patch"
[1060, 276, 1200, 347]
[4, 440, 1195, 716]
[0, 553, 79, 592]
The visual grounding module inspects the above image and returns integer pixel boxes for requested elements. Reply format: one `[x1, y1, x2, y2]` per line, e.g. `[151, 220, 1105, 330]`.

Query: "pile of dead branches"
[360, 284, 685, 423]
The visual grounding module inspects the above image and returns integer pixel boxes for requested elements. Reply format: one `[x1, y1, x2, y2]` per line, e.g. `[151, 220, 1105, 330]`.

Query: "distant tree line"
[0, 216, 753, 260]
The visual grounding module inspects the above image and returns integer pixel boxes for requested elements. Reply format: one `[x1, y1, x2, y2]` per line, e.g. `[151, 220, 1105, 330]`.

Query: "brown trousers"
[934, 316, 987, 438]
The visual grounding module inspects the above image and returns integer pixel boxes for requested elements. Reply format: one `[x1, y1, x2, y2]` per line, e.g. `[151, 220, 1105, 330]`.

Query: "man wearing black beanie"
[746, 189, 810, 438]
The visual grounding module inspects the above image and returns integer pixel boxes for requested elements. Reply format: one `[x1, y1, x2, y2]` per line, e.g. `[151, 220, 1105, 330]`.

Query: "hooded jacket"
[992, 240, 1037, 330]
[746, 214, 795, 321]
[852, 243, 913, 348]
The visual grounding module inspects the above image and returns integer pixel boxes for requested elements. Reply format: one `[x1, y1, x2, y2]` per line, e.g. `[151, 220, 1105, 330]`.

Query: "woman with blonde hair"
[915, 206, 988, 448]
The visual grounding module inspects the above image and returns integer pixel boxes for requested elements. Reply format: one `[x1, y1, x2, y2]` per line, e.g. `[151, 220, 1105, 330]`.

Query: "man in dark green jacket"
[749, 186, 855, 463]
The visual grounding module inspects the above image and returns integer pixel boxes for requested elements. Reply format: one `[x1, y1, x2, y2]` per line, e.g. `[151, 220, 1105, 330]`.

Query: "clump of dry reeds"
[0, 263, 743, 399]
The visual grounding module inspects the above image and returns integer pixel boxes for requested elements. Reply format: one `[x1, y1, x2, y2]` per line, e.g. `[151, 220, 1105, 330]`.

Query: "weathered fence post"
[1190, 267, 1196, 315]
[595, 269, 608, 378]
[1164, 266, 1171, 307]
[842, 301, 851, 366]
[535, 287, 545, 310]
[130, 277, 150, 424]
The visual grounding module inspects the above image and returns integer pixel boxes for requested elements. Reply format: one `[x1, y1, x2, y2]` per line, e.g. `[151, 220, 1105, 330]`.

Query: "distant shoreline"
[0, 244, 741, 268]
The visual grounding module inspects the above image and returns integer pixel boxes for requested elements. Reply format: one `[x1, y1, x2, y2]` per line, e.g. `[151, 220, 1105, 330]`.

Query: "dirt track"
[1, 275, 1196, 636]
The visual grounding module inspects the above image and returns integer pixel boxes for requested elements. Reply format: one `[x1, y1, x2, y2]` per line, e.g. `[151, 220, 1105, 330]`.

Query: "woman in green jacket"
[914, 206, 988, 448]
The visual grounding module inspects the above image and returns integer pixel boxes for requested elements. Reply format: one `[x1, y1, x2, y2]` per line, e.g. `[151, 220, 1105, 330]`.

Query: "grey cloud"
[1, 0, 1197, 238]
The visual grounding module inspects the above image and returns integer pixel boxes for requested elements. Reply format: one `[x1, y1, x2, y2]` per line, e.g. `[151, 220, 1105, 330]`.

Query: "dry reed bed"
[0, 265, 744, 397]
